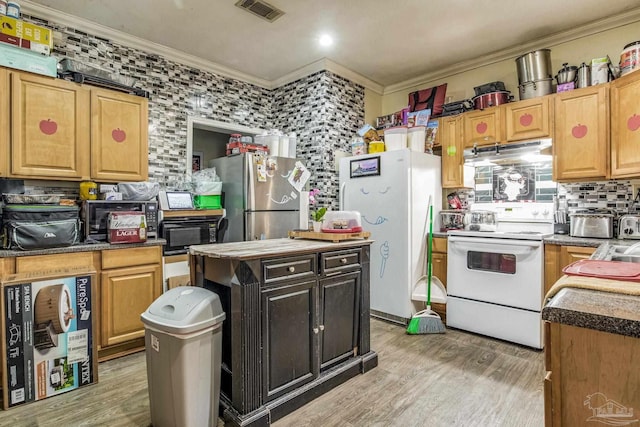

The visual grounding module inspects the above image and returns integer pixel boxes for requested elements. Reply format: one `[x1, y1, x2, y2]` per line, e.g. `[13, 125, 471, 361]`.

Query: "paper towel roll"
[299, 190, 310, 229]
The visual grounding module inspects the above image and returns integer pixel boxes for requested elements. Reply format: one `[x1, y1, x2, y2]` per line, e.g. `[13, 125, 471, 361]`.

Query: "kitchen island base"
[190, 238, 376, 427]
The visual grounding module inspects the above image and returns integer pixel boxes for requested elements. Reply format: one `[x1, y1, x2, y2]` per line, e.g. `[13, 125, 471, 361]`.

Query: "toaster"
[569, 212, 614, 239]
[618, 215, 640, 239]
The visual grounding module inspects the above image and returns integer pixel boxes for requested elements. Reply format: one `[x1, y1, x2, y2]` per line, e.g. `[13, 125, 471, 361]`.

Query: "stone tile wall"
[22, 14, 364, 210]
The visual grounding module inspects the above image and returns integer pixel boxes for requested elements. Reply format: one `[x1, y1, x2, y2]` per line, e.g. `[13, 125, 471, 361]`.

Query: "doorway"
[186, 116, 264, 177]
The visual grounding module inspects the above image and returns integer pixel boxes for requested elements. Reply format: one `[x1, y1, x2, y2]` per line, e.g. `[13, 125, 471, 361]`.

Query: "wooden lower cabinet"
[544, 321, 640, 426]
[431, 237, 447, 321]
[0, 245, 163, 365]
[544, 244, 596, 296]
[99, 246, 162, 360]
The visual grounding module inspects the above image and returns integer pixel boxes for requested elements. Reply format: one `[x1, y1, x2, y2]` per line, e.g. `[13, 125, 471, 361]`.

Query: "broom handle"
[426, 202, 433, 308]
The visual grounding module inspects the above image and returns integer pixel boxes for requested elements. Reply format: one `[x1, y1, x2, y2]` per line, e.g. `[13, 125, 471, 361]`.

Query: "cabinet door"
[0, 68, 8, 177]
[463, 107, 503, 148]
[560, 245, 595, 268]
[261, 279, 318, 402]
[319, 271, 360, 370]
[91, 89, 148, 182]
[611, 71, 640, 178]
[505, 96, 552, 142]
[553, 86, 609, 181]
[441, 115, 465, 188]
[101, 264, 161, 347]
[11, 71, 90, 179]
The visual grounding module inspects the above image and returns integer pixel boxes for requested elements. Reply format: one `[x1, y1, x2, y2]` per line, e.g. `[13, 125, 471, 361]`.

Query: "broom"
[406, 198, 445, 334]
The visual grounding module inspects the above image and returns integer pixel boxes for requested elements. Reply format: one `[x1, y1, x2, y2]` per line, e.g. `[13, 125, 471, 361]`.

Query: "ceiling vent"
[235, 0, 284, 22]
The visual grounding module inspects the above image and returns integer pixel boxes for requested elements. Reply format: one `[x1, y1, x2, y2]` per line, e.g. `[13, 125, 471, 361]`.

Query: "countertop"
[190, 237, 373, 260]
[0, 238, 166, 257]
[542, 285, 640, 338]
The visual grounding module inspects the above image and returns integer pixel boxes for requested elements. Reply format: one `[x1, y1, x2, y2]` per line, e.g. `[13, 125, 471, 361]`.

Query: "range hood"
[463, 139, 552, 166]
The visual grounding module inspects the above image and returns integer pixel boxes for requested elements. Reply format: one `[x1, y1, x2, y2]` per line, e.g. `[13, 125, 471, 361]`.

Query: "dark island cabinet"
[261, 277, 318, 402]
[190, 239, 376, 427]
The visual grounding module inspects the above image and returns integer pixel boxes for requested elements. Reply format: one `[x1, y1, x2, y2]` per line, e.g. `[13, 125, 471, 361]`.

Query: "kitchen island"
[542, 275, 640, 426]
[190, 238, 377, 427]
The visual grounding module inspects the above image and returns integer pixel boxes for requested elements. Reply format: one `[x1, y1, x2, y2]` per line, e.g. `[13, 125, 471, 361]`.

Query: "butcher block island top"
[189, 237, 376, 427]
[189, 237, 373, 260]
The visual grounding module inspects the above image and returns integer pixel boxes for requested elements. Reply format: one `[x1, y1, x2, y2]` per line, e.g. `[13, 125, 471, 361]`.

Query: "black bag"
[2, 205, 80, 250]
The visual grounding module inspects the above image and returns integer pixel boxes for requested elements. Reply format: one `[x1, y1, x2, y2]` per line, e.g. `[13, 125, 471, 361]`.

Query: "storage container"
[368, 141, 385, 153]
[321, 211, 362, 233]
[193, 194, 222, 209]
[384, 126, 408, 151]
[407, 126, 426, 153]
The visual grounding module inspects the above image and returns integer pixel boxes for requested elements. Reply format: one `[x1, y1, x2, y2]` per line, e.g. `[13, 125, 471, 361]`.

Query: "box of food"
[107, 211, 147, 244]
[0, 16, 53, 50]
[591, 56, 611, 86]
[1, 267, 98, 409]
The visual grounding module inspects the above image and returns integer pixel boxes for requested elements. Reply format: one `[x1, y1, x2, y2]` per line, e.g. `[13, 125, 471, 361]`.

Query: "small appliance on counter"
[440, 210, 466, 232]
[569, 210, 615, 239]
[464, 210, 497, 232]
[618, 214, 640, 239]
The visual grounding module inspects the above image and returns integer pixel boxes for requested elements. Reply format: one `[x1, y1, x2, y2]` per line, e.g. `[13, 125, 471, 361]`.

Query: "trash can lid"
[141, 287, 225, 334]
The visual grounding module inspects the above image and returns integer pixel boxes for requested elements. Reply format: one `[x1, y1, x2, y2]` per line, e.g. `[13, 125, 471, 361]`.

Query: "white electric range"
[445, 204, 553, 349]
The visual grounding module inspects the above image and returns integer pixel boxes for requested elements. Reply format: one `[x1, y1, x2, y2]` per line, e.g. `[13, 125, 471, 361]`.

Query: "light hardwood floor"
[0, 319, 544, 427]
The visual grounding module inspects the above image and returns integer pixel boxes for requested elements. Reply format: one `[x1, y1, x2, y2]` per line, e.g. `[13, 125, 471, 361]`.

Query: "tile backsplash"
[557, 180, 636, 215]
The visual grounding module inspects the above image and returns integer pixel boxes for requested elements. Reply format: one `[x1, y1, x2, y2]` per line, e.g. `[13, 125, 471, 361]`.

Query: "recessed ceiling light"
[319, 34, 333, 47]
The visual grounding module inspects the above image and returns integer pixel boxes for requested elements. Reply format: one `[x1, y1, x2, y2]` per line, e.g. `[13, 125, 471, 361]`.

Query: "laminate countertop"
[0, 238, 166, 257]
[190, 237, 373, 260]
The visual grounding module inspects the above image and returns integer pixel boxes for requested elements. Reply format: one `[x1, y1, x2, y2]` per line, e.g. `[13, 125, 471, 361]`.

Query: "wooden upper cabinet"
[610, 71, 640, 179]
[11, 71, 91, 179]
[463, 107, 503, 148]
[505, 96, 552, 142]
[91, 89, 149, 182]
[0, 68, 8, 177]
[553, 85, 609, 182]
[440, 115, 464, 188]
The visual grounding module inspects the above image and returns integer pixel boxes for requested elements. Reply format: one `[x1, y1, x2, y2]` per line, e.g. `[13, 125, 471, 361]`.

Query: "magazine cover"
[2, 268, 97, 409]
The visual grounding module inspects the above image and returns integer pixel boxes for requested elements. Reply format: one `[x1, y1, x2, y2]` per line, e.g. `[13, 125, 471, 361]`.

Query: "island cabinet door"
[319, 271, 360, 371]
[261, 279, 319, 402]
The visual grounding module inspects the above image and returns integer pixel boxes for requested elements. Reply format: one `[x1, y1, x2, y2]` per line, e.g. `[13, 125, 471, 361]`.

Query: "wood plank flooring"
[0, 319, 544, 427]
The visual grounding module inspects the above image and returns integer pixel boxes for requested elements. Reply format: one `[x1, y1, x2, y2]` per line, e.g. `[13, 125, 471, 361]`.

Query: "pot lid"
[559, 62, 577, 72]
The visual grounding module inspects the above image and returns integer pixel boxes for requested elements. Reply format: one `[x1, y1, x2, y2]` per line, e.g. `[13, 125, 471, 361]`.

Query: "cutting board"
[562, 259, 640, 282]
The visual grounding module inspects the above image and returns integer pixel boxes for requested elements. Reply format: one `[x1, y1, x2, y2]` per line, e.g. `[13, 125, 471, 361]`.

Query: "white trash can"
[141, 287, 226, 427]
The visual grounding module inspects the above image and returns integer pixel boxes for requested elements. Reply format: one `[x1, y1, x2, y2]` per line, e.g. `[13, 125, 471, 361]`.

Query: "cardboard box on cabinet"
[0, 267, 98, 409]
[0, 15, 52, 51]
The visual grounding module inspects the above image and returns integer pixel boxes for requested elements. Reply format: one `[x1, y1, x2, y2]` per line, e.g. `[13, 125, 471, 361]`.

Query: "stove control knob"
[542, 209, 549, 217]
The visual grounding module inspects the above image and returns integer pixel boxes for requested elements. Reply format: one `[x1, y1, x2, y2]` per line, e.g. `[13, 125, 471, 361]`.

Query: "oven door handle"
[448, 237, 539, 255]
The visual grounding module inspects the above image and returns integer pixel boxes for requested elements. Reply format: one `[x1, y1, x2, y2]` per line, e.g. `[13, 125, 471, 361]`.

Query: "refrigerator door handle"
[245, 211, 255, 240]
[246, 154, 256, 211]
[340, 181, 347, 210]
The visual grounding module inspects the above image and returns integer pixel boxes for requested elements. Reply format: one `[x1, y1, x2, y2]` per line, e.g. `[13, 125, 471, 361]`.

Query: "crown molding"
[271, 58, 384, 93]
[384, 7, 640, 95]
[21, 1, 640, 95]
[21, 0, 273, 89]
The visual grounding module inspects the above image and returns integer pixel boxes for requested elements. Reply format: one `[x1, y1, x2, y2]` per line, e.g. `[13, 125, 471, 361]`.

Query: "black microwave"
[161, 215, 224, 255]
[82, 200, 158, 241]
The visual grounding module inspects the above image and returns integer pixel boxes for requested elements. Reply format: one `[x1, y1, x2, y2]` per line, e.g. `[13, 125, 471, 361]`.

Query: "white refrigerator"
[339, 149, 442, 324]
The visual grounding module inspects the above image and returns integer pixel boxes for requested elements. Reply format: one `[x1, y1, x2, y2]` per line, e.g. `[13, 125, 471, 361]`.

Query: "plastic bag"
[118, 182, 160, 201]
[192, 168, 222, 195]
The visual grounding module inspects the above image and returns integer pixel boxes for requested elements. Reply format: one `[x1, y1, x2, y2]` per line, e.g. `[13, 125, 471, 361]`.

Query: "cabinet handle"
[313, 327, 319, 334]
[288, 266, 295, 273]
[340, 258, 348, 264]
[319, 325, 325, 331]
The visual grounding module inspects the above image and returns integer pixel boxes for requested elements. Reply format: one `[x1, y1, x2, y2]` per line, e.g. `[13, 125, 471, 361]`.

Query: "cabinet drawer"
[102, 245, 161, 269]
[432, 237, 447, 253]
[320, 249, 361, 275]
[16, 251, 95, 273]
[263, 255, 316, 284]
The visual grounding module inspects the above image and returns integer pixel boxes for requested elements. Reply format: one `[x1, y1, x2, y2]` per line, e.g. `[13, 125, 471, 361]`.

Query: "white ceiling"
[24, 0, 640, 90]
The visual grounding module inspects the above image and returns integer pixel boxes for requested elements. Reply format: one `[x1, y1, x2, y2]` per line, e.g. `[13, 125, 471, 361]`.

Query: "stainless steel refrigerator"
[210, 154, 302, 242]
